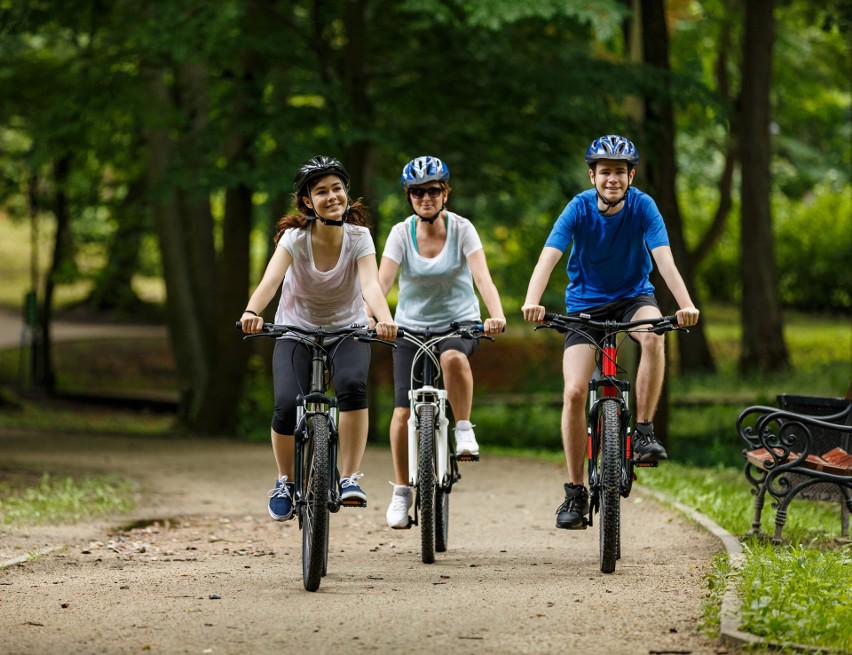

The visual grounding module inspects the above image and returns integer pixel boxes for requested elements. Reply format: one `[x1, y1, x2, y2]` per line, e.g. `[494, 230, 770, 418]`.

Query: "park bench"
[737, 394, 852, 542]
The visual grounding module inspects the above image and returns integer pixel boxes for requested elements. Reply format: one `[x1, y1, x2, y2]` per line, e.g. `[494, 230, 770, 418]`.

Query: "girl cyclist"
[377, 155, 506, 529]
[239, 155, 397, 521]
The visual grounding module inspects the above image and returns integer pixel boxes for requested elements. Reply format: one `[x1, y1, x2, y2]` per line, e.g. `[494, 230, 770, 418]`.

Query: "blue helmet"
[401, 156, 450, 188]
[584, 135, 639, 166]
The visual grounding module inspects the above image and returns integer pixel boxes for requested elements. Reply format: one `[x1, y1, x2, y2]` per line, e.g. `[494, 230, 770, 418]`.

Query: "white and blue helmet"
[401, 156, 450, 188]
[584, 135, 639, 166]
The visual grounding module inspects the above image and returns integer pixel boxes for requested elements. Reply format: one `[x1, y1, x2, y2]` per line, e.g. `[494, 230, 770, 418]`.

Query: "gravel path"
[1, 429, 728, 655]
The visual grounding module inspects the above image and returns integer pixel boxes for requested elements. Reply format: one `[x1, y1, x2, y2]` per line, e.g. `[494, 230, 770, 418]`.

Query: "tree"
[738, 0, 789, 371]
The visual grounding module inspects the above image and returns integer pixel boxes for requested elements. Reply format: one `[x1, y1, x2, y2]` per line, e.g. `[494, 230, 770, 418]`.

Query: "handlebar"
[538, 312, 684, 335]
[400, 321, 493, 344]
[235, 321, 396, 345]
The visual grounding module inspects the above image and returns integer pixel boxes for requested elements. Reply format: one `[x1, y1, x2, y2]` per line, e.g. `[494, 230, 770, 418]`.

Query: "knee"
[335, 378, 368, 411]
[440, 350, 469, 375]
[563, 383, 587, 408]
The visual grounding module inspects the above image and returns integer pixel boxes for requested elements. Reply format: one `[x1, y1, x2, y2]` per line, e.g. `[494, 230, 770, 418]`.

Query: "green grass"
[738, 541, 852, 653]
[0, 472, 135, 526]
[640, 463, 852, 651]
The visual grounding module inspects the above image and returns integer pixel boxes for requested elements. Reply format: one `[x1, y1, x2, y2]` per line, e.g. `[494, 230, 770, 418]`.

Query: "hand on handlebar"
[239, 315, 264, 334]
[374, 320, 398, 342]
[521, 303, 546, 324]
[483, 316, 506, 335]
[675, 306, 700, 328]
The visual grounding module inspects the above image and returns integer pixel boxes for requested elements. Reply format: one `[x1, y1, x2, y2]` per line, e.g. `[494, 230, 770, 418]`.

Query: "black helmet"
[584, 135, 639, 166]
[293, 156, 350, 197]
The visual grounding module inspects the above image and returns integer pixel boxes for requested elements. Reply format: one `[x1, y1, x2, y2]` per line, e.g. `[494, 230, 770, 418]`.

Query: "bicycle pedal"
[340, 498, 367, 508]
[635, 461, 659, 468]
[456, 452, 480, 462]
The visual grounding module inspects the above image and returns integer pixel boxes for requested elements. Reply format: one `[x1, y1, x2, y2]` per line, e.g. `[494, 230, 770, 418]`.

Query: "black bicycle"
[237, 322, 394, 591]
[399, 322, 490, 564]
[536, 312, 685, 573]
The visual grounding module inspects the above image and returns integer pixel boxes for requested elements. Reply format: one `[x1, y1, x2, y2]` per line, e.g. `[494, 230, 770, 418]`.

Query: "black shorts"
[392, 328, 479, 408]
[563, 294, 660, 350]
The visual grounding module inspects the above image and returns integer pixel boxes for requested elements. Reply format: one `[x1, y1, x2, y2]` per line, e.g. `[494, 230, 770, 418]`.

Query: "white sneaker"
[454, 422, 479, 455]
[385, 483, 413, 529]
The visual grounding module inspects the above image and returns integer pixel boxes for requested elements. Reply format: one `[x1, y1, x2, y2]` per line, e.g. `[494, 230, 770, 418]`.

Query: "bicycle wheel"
[598, 399, 621, 574]
[418, 404, 436, 564]
[302, 414, 330, 591]
[435, 485, 449, 553]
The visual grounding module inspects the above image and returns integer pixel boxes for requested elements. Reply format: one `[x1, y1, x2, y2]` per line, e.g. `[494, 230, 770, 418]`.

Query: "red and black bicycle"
[537, 312, 685, 573]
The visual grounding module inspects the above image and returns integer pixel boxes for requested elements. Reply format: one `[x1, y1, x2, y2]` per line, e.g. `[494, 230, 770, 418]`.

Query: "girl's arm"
[240, 245, 292, 333]
[467, 249, 506, 335]
[357, 254, 398, 340]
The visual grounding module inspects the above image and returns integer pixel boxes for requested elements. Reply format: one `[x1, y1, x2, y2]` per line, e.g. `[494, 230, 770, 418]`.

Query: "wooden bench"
[737, 394, 852, 542]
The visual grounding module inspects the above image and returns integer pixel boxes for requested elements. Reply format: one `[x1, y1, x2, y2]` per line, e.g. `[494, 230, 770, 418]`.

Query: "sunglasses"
[409, 186, 443, 199]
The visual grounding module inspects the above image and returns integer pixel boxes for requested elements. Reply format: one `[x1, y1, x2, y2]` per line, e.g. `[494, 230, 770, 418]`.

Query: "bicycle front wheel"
[418, 404, 436, 564]
[598, 399, 621, 574]
[435, 485, 449, 553]
[302, 414, 331, 591]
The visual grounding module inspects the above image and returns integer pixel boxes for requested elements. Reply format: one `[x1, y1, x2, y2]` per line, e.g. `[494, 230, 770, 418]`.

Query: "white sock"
[455, 419, 472, 431]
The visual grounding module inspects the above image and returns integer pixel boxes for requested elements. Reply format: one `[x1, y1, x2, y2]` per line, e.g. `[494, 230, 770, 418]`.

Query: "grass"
[639, 463, 852, 651]
[0, 472, 135, 526]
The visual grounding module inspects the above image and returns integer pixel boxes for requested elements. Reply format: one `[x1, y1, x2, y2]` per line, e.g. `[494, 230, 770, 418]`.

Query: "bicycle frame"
[406, 328, 452, 491]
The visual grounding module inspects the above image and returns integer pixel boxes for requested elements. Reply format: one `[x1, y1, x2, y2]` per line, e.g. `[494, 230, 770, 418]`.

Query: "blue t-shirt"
[544, 188, 669, 312]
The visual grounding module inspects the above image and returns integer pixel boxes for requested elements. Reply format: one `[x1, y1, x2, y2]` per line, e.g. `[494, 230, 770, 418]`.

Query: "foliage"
[737, 541, 852, 652]
[0, 472, 135, 525]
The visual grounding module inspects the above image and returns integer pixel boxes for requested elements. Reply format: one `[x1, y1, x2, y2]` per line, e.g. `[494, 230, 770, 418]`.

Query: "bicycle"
[535, 312, 685, 573]
[397, 322, 491, 564]
[236, 321, 394, 591]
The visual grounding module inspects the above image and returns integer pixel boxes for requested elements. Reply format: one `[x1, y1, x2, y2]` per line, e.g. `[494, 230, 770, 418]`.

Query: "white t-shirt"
[275, 223, 374, 329]
[382, 211, 483, 330]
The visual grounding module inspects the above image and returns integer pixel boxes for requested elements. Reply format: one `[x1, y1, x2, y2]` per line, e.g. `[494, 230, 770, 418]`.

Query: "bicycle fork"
[407, 386, 450, 488]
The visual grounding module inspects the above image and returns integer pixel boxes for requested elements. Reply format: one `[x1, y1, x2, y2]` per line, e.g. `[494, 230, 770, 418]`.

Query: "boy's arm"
[522, 246, 564, 322]
[650, 245, 700, 327]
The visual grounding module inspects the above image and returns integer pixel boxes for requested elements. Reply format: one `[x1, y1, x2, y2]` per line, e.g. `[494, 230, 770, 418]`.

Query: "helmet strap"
[595, 186, 630, 215]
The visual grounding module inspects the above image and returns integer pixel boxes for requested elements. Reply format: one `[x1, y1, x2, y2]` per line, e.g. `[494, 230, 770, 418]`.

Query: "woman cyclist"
[239, 156, 397, 521]
[376, 155, 506, 529]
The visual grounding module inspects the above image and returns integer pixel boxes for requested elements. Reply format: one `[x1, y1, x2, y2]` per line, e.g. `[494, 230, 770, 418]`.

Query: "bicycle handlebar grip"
[234, 321, 243, 330]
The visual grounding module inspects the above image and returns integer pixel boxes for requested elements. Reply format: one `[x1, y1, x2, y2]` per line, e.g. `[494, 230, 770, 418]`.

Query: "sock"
[635, 421, 654, 436]
[455, 419, 472, 431]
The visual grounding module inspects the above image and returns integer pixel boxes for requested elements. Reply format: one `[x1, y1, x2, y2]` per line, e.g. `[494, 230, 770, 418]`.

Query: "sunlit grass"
[0, 473, 135, 526]
[737, 541, 852, 653]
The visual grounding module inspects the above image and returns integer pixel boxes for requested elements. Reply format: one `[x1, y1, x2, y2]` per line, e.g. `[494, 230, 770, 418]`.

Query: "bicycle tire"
[418, 404, 436, 564]
[599, 399, 621, 574]
[435, 485, 449, 552]
[302, 414, 330, 591]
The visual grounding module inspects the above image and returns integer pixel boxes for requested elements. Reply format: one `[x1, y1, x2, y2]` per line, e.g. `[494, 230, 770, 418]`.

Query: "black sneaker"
[555, 483, 589, 530]
[633, 429, 668, 463]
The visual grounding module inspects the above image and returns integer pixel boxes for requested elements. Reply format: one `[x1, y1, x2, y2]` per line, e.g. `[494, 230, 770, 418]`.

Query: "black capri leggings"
[271, 337, 371, 435]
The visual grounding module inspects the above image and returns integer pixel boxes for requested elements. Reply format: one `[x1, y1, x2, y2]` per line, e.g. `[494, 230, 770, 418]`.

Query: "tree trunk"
[738, 0, 789, 372]
[640, 0, 716, 377]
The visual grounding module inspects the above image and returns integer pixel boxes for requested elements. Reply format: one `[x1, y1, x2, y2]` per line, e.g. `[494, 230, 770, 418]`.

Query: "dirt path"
[0, 428, 727, 655]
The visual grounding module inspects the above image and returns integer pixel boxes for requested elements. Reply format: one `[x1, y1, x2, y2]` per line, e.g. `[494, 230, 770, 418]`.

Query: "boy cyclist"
[521, 135, 699, 530]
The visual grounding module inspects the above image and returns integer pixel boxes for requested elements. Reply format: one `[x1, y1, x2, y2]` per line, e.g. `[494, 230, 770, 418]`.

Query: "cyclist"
[239, 155, 397, 521]
[376, 155, 506, 529]
[521, 135, 699, 530]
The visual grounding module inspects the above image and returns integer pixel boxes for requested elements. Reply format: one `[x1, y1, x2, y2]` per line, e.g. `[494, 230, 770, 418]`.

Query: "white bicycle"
[399, 322, 490, 564]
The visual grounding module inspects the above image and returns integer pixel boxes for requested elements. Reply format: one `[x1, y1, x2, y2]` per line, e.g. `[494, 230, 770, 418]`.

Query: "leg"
[441, 349, 473, 421]
[628, 305, 668, 462]
[338, 409, 368, 478]
[271, 429, 295, 478]
[562, 344, 597, 484]
[630, 304, 665, 423]
[389, 406, 410, 485]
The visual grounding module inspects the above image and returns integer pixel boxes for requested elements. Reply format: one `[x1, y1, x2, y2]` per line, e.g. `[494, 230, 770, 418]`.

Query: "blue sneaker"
[267, 476, 295, 521]
[339, 472, 367, 507]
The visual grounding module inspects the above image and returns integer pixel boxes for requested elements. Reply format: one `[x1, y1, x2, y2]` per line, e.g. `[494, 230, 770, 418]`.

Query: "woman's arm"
[467, 249, 506, 335]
